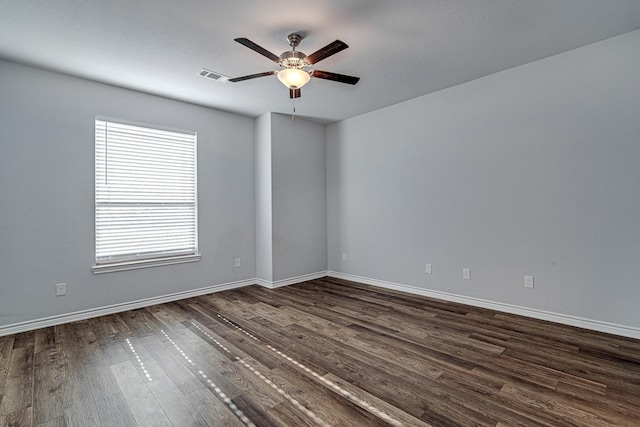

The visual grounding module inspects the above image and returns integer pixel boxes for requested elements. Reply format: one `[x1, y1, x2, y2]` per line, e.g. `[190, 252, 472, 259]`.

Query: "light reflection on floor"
[126, 338, 152, 382]
[190, 322, 331, 427]
[160, 329, 256, 427]
[195, 315, 404, 427]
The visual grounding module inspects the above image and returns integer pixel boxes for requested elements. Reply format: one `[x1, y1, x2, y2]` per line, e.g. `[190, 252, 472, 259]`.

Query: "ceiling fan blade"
[228, 71, 277, 82]
[304, 40, 348, 65]
[312, 70, 360, 85]
[289, 88, 301, 99]
[234, 38, 280, 63]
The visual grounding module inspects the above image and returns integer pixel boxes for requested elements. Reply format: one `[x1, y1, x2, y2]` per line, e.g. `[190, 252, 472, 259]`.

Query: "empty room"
[1, 1, 640, 426]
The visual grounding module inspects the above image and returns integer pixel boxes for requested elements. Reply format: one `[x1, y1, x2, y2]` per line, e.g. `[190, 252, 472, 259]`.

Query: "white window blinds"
[95, 119, 198, 264]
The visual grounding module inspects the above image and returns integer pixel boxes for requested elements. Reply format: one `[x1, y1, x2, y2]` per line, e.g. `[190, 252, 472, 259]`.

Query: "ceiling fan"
[229, 33, 360, 99]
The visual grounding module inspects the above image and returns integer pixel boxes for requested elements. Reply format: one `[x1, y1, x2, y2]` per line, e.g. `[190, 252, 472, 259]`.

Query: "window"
[93, 119, 199, 273]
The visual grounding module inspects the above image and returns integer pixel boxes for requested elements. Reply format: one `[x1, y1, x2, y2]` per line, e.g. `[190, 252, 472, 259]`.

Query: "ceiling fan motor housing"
[280, 50, 307, 69]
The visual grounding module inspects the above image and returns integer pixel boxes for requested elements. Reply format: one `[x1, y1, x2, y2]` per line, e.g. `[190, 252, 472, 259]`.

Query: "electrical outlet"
[234, 258, 241, 268]
[524, 275, 534, 288]
[56, 283, 67, 296]
[425, 263, 432, 274]
[342, 253, 347, 262]
[463, 268, 471, 280]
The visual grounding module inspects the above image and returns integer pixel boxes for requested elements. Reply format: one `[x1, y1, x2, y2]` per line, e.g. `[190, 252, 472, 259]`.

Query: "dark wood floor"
[1, 277, 640, 426]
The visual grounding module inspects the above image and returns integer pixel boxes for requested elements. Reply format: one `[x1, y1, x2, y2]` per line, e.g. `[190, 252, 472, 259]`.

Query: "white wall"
[327, 30, 640, 330]
[0, 60, 256, 329]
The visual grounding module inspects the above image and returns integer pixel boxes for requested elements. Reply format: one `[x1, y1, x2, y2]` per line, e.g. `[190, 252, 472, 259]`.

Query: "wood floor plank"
[229, 394, 280, 427]
[321, 372, 434, 427]
[350, 323, 477, 372]
[185, 305, 287, 370]
[228, 357, 284, 413]
[34, 416, 66, 427]
[121, 335, 167, 382]
[239, 318, 342, 371]
[184, 388, 246, 427]
[499, 383, 637, 427]
[264, 402, 321, 427]
[147, 375, 210, 426]
[1, 408, 32, 427]
[177, 321, 308, 418]
[145, 302, 190, 332]
[32, 331, 64, 425]
[0, 345, 34, 425]
[433, 372, 552, 427]
[33, 327, 56, 354]
[54, 323, 102, 426]
[86, 316, 131, 366]
[119, 307, 165, 338]
[110, 360, 172, 426]
[11, 331, 35, 349]
[0, 334, 16, 410]
[158, 324, 274, 416]
[319, 348, 428, 418]
[271, 365, 399, 427]
[139, 333, 205, 395]
[82, 361, 137, 427]
[94, 312, 133, 339]
[164, 325, 243, 390]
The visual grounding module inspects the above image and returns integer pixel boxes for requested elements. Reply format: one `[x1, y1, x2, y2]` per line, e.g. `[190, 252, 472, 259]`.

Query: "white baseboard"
[0, 278, 255, 337]
[0, 272, 328, 337]
[327, 271, 640, 340]
[256, 271, 328, 289]
[4, 271, 639, 341]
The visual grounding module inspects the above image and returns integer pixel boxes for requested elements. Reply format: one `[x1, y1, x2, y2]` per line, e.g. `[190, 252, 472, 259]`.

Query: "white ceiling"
[1, 1, 639, 124]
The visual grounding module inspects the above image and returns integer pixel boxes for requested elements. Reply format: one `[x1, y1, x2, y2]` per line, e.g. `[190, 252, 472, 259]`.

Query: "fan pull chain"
[291, 99, 296, 121]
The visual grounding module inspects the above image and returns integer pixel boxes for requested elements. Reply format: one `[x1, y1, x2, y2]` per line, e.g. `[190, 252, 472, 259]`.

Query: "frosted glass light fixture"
[277, 68, 310, 89]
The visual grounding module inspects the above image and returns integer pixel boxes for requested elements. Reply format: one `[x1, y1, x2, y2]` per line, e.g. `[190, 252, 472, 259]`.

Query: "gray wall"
[255, 112, 273, 282]
[271, 113, 327, 281]
[254, 112, 327, 283]
[327, 30, 640, 328]
[0, 60, 256, 328]
[3, 29, 639, 333]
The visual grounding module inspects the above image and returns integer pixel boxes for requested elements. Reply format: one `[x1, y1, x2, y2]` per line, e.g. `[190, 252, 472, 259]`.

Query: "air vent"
[198, 68, 229, 82]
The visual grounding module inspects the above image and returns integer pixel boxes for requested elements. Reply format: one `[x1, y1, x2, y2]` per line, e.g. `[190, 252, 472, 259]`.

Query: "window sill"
[92, 254, 201, 274]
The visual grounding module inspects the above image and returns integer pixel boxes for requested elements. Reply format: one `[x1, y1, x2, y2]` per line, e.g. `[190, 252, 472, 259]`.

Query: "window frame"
[92, 117, 200, 274]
